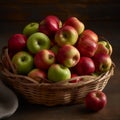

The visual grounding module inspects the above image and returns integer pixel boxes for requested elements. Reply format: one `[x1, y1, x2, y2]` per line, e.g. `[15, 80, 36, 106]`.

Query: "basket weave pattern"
[0, 48, 114, 106]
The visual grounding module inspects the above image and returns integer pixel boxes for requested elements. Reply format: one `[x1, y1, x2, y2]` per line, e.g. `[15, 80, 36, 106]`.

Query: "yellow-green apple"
[93, 53, 112, 73]
[63, 17, 85, 35]
[8, 34, 27, 56]
[39, 15, 61, 37]
[75, 57, 95, 75]
[27, 32, 50, 54]
[34, 49, 55, 70]
[85, 90, 107, 112]
[12, 51, 34, 75]
[48, 64, 71, 82]
[57, 45, 80, 68]
[81, 29, 98, 42]
[23, 22, 39, 37]
[76, 36, 98, 57]
[28, 68, 47, 82]
[55, 25, 78, 46]
[95, 41, 112, 56]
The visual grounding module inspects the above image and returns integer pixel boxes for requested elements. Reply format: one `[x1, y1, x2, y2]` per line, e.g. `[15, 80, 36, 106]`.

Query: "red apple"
[71, 73, 78, 78]
[28, 68, 47, 83]
[8, 34, 27, 54]
[45, 15, 62, 28]
[81, 29, 98, 42]
[85, 90, 107, 112]
[69, 73, 80, 83]
[95, 41, 112, 56]
[63, 17, 85, 35]
[57, 45, 80, 68]
[34, 49, 55, 70]
[39, 15, 61, 37]
[55, 25, 78, 46]
[93, 53, 112, 73]
[75, 57, 95, 75]
[76, 36, 98, 57]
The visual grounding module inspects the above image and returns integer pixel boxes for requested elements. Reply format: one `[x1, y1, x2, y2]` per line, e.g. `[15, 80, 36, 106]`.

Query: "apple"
[76, 36, 98, 57]
[46, 15, 62, 28]
[81, 29, 98, 42]
[93, 53, 112, 73]
[69, 73, 80, 83]
[50, 45, 60, 55]
[34, 49, 55, 70]
[57, 45, 80, 68]
[45, 15, 62, 29]
[63, 17, 85, 35]
[95, 41, 112, 56]
[12, 51, 34, 75]
[55, 25, 78, 46]
[47, 64, 71, 82]
[28, 68, 47, 82]
[23, 22, 39, 37]
[85, 90, 107, 112]
[27, 32, 51, 54]
[39, 15, 61, 37]
[8, 34, 27, 54]
[75, 57, 95, 75]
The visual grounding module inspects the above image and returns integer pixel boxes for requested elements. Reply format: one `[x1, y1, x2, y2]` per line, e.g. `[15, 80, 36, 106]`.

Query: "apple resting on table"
[85, 90, 107, 112]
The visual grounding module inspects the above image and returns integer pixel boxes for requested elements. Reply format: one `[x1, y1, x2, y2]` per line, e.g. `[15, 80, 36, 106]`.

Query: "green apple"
[48, 64, 71, 82]
[23, 22, 39, 37]
[27, 32, 51, 54]
[12, 51, 34, 75]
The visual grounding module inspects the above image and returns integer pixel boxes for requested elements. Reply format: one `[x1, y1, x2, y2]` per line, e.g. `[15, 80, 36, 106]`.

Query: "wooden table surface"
[0, 1, 120, 120]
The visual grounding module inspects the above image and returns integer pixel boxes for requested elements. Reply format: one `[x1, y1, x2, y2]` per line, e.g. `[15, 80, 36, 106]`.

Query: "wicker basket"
[0, 47, 114, 106]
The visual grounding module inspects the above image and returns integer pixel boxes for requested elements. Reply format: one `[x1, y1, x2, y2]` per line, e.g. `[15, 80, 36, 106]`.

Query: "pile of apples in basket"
[7, 15, 113, 112]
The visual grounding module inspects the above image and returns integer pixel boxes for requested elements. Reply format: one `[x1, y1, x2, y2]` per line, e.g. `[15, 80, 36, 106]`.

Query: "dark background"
[0, 1, 120, 120]
[0, 0, 120, 22]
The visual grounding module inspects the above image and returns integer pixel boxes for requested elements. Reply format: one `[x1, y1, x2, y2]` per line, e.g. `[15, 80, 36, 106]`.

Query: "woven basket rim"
[0, 47, 114, 87]
[0, 47, 115, 106]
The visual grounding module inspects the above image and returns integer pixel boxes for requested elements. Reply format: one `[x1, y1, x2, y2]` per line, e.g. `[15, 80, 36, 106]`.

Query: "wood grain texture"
[0, 1, 120, 22]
